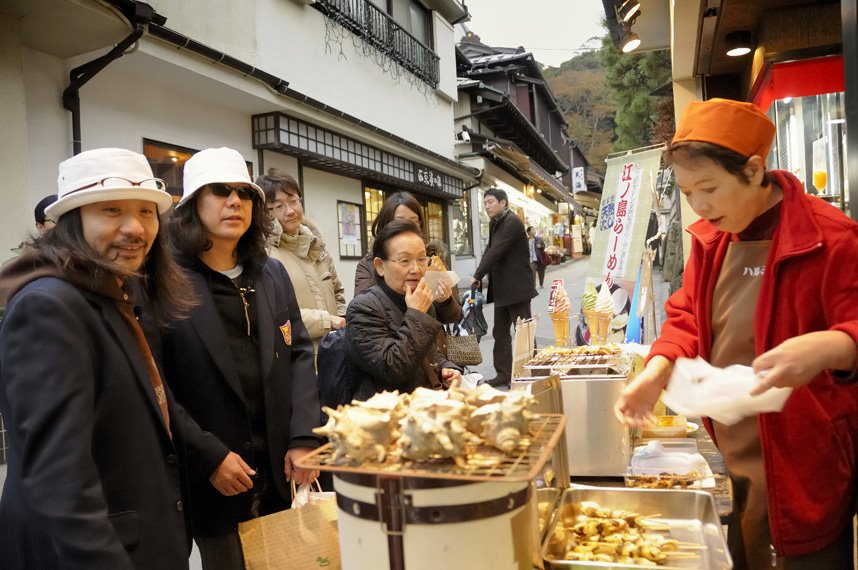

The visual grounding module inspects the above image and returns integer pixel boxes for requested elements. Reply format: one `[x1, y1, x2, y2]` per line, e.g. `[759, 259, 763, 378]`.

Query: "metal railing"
[314, 0, 440, 88]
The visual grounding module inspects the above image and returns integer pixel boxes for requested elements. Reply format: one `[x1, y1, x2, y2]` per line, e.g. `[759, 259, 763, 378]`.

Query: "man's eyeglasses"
[70, 177, 167, 195]
[386, 257, 430, 269]
[267, 197, 302, 214]
[208, 183, 256, 201]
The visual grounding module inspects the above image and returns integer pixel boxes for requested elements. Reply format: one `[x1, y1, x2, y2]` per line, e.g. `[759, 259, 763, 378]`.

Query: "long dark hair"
[668, 141, 771, 187]
[23, 209, 196, 328]
[371, 191, 424, 237]
[168, 191, 272, 268]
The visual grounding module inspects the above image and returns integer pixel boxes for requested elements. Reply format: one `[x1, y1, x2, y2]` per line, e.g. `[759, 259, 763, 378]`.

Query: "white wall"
[0, 18, 38, 263]
[300, 167, 363, 302]
[151, 0, 457, 159]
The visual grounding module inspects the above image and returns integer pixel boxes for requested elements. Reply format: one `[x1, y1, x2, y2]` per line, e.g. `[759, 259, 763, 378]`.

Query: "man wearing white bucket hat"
[158, 147, 321, 568]
[0, 148, 197, 568]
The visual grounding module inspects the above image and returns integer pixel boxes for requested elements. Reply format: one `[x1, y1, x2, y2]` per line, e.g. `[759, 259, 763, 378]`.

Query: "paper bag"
[238, 483, 340, 570]
[512, 317, 537, 377]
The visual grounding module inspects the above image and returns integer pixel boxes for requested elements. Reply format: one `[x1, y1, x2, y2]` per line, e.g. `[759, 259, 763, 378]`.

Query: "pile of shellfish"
[313, 385, 536, 467]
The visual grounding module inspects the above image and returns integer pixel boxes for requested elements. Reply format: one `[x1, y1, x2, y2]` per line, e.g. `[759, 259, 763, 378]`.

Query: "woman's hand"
[750, 330, 858, 395]
[405, 279, 433, 313]
[329, 315, 346, 330]
[613, 356, 674, 427]
[441, 368, 462, 388]
[433, 280, 453, 303]
[284, 447, 319, 485]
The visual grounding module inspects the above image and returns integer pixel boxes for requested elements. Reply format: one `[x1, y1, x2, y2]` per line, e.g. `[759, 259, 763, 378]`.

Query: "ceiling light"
[726, 31, 752, 57]
[620, 24, 641, 53]
[617, 0, 641, 23]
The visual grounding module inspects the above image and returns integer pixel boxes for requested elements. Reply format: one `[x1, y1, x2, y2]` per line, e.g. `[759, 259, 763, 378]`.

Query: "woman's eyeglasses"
[208, 183, 256, 201]
[386, 257, 430, 269]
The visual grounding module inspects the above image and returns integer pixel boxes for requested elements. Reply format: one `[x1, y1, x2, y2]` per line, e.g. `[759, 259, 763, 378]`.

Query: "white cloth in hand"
[662, 357, 793, 426]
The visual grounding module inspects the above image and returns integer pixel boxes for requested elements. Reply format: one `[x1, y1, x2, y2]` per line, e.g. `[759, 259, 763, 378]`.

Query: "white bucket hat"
[178, 147, 264, 208]
[47, 148, 174, 219]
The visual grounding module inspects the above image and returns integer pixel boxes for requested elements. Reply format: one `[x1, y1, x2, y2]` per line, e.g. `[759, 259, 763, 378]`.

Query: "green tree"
[600, 38, 673, 151]
[546, 51, 615, 177]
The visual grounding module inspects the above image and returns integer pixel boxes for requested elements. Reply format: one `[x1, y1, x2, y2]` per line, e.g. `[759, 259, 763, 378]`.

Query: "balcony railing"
[313, 0, 440, 88]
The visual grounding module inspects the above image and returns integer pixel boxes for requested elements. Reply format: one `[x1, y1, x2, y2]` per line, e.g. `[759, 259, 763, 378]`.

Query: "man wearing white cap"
[158, 147, 321, 568]
[0, 148, 197, 568]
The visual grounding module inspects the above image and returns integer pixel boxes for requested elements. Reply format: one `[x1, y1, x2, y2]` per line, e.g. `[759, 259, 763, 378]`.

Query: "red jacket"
[650, 170, 858, 556]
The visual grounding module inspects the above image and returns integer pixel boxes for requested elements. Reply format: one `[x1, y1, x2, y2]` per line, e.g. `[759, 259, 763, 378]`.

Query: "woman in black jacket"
[346, 220, 462, 400]
[353, 191, 460, 324]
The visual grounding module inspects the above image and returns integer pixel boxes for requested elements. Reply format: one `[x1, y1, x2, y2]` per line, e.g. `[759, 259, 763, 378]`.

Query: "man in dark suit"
[471, 188, 537, 388]
[161, 147, 321, 569]
[0, 148, 197, 568]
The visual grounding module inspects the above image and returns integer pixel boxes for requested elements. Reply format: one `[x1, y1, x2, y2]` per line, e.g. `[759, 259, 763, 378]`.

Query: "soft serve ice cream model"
[547, 279, 571, 347]
[583, 282, 614, 345]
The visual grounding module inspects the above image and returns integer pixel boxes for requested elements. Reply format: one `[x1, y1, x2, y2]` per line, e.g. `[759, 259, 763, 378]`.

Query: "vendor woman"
[614, 98, 858, 569]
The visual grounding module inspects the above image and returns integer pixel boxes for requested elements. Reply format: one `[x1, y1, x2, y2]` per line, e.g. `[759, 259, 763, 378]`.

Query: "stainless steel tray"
[542, 487, 732, 569]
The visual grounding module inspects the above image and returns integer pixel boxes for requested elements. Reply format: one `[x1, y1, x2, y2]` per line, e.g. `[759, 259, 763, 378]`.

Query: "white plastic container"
[333, 474, 538, 570]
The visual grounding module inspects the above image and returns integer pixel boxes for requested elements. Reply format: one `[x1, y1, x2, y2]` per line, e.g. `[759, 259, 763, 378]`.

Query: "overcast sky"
[459, 0, 608, 68]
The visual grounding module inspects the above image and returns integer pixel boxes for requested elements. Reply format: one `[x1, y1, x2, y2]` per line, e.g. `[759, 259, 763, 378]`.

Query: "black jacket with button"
[0, 274, 194, 569]
[345, 284, 460, 401]
[473, 209, 537, 307]
[158, 257, 321, 536]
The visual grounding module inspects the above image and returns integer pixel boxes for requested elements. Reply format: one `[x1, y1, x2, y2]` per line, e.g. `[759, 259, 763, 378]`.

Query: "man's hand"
[469, 276, 478, 287]
[405, 279, 433, 313]
[441, 368, 462, 388]
[210, 451, 256, 496]
[329, 315, 346, 330]
[750, 331, 858, 395]
[284, 447, 320, 485]
[613, 356, 673, 427]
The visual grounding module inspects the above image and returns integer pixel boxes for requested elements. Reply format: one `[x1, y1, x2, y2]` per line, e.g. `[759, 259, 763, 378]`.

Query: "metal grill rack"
[296, 413, 566, 483]
[523, 352, 631, 377]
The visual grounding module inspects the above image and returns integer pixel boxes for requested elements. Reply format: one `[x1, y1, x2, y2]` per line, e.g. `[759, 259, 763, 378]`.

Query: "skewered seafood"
[546, 500, 703, 566]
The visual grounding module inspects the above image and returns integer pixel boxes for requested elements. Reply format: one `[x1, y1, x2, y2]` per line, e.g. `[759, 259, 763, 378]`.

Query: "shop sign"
[588, 146, 662, 286]
[572, 167, 586, 193]
[416, 165, 443, 191]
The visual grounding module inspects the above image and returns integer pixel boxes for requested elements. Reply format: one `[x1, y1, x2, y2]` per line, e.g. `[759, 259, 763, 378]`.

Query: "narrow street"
[467, 254, 672, 382]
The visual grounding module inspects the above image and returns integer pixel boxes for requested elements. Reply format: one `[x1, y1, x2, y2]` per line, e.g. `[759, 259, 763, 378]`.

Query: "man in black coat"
[161, 147, 321, 569]
[0, 148, 198, 569]
[471, 188, 537, 388]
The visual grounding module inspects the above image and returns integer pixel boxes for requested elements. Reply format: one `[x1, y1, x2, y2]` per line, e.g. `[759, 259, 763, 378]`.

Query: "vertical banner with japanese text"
[587, 145, 663, 286]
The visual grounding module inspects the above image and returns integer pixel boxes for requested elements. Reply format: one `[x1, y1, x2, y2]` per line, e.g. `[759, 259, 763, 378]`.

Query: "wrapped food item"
[548, 280, 571, 347]
[427, 255, 448, 272]
[584, 283, 614, 345]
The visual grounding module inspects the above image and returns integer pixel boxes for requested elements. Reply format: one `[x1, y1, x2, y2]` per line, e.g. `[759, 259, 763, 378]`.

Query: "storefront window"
[423, 201, 445, 246]
[450, 191, 473, 256]
[363, 186, 385, 249]
[770, 92, 848, 212]
[143, 139, 196, 201]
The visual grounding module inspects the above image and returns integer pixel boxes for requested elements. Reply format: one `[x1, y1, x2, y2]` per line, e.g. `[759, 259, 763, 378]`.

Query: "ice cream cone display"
[583, 283, 614, 345]
[548, 279, 571, 347]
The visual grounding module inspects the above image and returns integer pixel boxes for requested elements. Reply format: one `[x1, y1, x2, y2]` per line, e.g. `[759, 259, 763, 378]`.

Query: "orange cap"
[672, 98, 776, 159]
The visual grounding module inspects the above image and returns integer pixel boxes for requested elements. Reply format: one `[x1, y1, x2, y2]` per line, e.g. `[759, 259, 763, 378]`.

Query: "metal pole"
[842, 0, 858, 220]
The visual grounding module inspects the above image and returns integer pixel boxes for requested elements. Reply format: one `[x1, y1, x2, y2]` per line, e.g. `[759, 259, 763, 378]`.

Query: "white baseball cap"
[178, 147, 264, 208]
[47, 148, 174, 219]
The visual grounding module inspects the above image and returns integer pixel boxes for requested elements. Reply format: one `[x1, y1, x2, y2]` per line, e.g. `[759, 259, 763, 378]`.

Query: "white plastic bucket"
[333, 474, 538, 570]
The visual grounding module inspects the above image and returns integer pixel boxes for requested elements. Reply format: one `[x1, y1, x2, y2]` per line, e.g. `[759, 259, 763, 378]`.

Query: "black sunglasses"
[208, 183, 256, 201]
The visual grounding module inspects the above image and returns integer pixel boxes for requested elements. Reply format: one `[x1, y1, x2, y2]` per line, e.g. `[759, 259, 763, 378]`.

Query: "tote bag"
[238, 481, 340, 570]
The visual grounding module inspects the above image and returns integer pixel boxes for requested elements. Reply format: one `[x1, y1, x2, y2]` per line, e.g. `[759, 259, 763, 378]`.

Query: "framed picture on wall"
[337, 200, 365, 259]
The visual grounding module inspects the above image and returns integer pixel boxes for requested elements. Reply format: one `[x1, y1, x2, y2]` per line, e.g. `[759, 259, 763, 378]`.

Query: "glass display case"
[769, 92, 849, 212]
